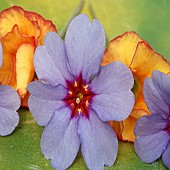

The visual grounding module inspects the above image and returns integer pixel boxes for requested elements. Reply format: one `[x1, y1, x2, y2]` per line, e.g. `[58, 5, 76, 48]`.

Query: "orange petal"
[109, 109, 149, 142]
[0, 25, 35, 87]
[130, 41, 170, 110]
[101, 31, 142, 66]
[24, 11, 57, 45]
[109, 121, 123, 140]
[21, 92, 30, 107]
[131, 109, 149, 119]
[130, 41, 170, 76]
[121, 109, 149, 142]
[121, 115, 137, 142]
[16, 43, 35, 98]
[0, 6, 40, 39]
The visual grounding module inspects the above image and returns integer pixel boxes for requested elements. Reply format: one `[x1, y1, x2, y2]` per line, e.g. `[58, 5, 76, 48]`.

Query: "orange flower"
[101, 32, 170, 142]
[0, 6, 56, 106]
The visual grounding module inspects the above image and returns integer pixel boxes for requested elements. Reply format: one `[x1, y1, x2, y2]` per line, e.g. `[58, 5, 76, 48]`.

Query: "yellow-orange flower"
[101, 32, 170, 142]
[0, 6, 56, 106]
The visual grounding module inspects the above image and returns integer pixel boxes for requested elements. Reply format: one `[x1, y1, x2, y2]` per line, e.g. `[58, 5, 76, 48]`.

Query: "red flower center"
[64, 75, 94, 118]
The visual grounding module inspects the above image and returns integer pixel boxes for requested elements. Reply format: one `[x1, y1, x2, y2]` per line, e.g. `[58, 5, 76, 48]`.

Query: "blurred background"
[0, 0, 169, 169]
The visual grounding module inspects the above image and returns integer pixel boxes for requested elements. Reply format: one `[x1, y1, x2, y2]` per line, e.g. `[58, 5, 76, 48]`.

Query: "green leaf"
[0, 109, 167, 170]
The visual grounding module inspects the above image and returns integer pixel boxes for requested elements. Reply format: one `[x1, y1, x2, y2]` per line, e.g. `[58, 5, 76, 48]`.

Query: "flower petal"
[134, 114, 168, 136]
[92, 91, 134, 121]
[144, 77, 169, 118]
[16, 43, 35, 98]
[0, 85, 20, 110]
[65, 14, 105, 82]
[34, 46, 66, 86]
[78, 109, 118, 169]
[44, 32, 74, 81]
[130, 41, 170, 76]
[0, 25, 35, 86]
[121, 115, 137, 142]
[0, 6, 40, 38]
[41, 107, 80, 170]
[101, 31, 142, 66]
[109, 109, 148, 142]
[24, 11, 57, 45]
[134, 130, 170, 163]
[162, 143, 170, 169]
[0, 107, 19, 136]
[90, 61, 134, 94]
[152, 70, 170, 106]
[27, 80, 67, 101]
[0, 43, 2, 67]
[28, 80, 67, 126]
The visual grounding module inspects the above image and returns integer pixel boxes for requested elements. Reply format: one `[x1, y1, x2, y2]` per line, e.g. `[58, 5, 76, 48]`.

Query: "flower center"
[76, 92, 83, 104]
[64, 75, 94, 118]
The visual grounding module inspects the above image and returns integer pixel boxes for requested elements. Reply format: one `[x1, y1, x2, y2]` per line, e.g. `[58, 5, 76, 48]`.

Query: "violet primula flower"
[28, 14, 134, 170]
[0, 43, 20, 136]
[134, 70, 170, 169]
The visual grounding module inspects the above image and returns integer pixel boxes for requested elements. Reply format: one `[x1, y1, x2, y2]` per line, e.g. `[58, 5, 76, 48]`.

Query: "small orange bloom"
[0, 6, 56, 106]
[101, 32, 170, 142]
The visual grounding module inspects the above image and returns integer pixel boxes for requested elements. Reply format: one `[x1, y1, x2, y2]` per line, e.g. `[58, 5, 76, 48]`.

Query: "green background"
[0, 0, 169, 169]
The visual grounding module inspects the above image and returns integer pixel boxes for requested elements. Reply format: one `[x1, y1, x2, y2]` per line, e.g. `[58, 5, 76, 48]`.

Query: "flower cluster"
[0, 5, 170, 170]
[28, 14, 134, 169]
[134, 70, 170, 169]
[0, 6, 56, 106]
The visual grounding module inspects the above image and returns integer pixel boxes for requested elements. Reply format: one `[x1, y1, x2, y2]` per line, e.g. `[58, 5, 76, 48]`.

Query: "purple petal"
[90, 62, 134, 94]
[134, 114, 168, 136]
[28, 81, 67, 126]
[28, 96, 65, 126]
[0, 85, 20, 110]
[152, 70, 170, 106]
[65, 14, 105, 82]
[144, 77, 169, 119]
[27, 80, 67, 101]
[0, 43, 2, 67]
[134, 130, 170, 163]
[162, 142, 170, 169]
[44, 32, 74, 82]
[91, 91, 134, 121]
[34, 46, 66, 86]
[41, 107, 80, 170]
[0, 107, 19, 136]
[78, 109, 118, 169]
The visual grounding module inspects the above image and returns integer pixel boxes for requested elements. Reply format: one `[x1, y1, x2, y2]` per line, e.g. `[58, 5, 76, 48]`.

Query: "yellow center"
[76, 92, 83, 104]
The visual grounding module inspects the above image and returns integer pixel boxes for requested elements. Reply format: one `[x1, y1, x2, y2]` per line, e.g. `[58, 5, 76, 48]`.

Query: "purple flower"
[0, 43, 20, 136]
[28, 14, 134, 170]
[134, 70, 170, 169]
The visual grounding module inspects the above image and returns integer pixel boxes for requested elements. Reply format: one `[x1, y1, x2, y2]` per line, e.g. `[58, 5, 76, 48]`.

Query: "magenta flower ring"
[28, 14, 134, 170]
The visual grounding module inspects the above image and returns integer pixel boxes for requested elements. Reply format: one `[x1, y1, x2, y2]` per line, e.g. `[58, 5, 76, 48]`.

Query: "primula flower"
[0, 43, 20, 136]
[134, 70, 170, 169]
[101, 32, 170, 142]
[0, 6, 56, 106]
[28, 14, 134, 170]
